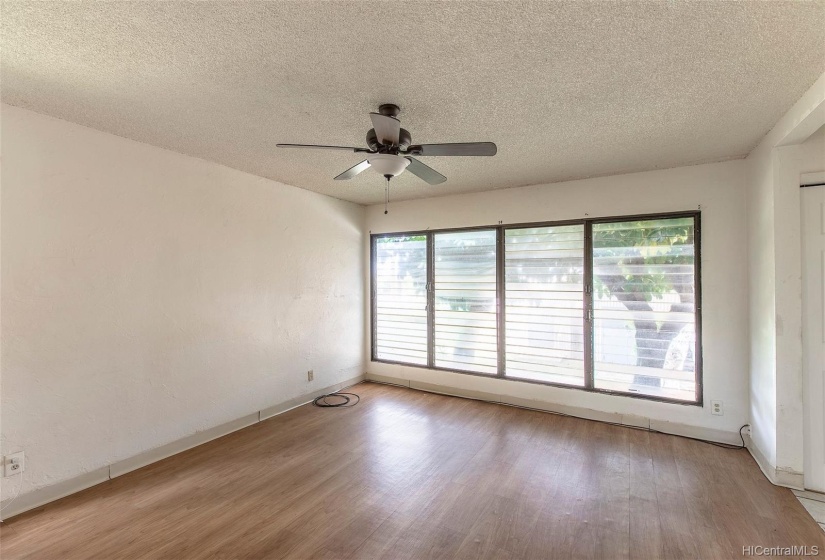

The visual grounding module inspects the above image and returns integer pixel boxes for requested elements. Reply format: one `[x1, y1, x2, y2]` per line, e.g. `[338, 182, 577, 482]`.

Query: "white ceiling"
[3, 1, 824, 205]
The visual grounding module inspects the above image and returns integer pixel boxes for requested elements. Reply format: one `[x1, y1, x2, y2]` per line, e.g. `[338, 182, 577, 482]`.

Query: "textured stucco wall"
[0, 105, 365, 500]
[364, 159, 750, 434]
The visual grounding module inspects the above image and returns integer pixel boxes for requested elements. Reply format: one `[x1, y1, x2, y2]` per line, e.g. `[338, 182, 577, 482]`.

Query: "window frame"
[371, 233, 429, 366]
[370, 210, 703, 406]
[431, 228, 500, 374]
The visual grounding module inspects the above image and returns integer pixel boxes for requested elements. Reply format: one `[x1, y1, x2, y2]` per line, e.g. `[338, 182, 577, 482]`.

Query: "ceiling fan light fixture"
[367, 154, 410, 177]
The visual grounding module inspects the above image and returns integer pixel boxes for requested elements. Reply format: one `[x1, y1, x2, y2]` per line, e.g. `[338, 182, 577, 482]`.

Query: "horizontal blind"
[592, 217, 697, 402]
[433, 230, 498, 374]
[504, 225, 585, 386]
[374, 235, 428, 365]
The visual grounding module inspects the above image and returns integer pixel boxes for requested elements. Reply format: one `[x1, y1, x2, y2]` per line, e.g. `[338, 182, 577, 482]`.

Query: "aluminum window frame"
[370, 210, 703, 406]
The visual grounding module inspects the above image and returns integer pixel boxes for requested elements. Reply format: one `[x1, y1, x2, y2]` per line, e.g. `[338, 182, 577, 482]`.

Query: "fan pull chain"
[384, 176, 390, 214]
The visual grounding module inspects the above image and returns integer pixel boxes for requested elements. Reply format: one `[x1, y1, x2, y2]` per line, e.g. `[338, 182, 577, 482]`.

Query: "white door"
[802, 185, 825, 492]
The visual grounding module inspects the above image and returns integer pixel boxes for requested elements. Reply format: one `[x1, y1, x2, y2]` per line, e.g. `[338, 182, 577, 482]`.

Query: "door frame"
[801, 175, 825, 492]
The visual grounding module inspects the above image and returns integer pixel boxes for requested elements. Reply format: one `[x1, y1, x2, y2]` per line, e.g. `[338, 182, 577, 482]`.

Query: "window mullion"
[584, 221, 594, 390]
[426, 231, 435, 368]
[370, 235, 377, 362]
[496, 227, 506, 377]
[694, 214, 703, 404]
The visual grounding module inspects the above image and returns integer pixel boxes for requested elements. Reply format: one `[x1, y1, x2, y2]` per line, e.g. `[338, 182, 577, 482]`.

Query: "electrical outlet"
[4, 451, 25, 477]
[711, 400, 724, 416]
[307, 370, 314, 382]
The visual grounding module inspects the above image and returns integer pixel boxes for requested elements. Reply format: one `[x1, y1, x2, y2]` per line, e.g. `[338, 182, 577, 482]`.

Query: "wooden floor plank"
[627, 428, 663, 560]
[2, 381, 824, 559]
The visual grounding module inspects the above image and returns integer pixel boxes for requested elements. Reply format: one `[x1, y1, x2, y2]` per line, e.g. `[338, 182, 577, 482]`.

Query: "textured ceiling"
[3, 1, 825, 205]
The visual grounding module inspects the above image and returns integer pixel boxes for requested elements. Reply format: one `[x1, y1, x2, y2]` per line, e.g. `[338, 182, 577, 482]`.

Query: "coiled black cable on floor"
[312, 391, 360, 408]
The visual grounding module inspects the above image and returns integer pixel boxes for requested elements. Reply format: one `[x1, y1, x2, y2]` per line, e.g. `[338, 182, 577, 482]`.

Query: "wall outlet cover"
[710, 400, 724, 416]
[4, 451, 25, 477]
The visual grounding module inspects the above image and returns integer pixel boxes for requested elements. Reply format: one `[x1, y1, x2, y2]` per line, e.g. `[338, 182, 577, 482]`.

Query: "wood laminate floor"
[2, 381, 823, 559]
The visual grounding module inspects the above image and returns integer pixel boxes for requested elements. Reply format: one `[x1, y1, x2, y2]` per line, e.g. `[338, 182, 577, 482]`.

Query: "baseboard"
[745, 433, 778, 485]
[366, 373, 409, 387]
[410, 380, 502, 404]
[776, 467, 805, 489]
[500, 393, 626, 425]
[108, 413, 260, 479]
[259, 376, 365, 420]
[742, 433, 805, 490]
[0, 467, 110, 523]
[367, 372, 740, 445]
[0, 374, 365, 521]
[648, 419, 742, 446]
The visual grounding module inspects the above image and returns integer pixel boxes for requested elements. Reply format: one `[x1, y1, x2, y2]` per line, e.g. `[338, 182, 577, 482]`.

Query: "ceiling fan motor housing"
[378, 103, 401, 117]
[367, 128, 411, 151]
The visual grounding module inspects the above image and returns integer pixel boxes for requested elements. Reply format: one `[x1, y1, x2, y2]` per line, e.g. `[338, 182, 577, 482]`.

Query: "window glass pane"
[374, 235, 428, 365]
[592, 217, 697, 401]
[504, 225, 585, 386]
[434, 230, 498, 374]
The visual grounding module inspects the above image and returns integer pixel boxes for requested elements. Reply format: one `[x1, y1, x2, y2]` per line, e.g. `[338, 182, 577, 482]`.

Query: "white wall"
[744, 72, 825, 486]
[365, 160, 749, 435]
[746, 139, 779, 468]
[0, 105, 365, 501]
[774, 129, 824, 478]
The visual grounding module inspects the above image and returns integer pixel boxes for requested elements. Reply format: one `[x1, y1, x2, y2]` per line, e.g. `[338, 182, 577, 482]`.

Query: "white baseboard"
[648, 419, 742, 446]
[108, 413, 260, 479]
[411, 380, 502, 404]
[745, 433, 778, 485]
[367, 372, 742, 445]
[743, 433, 804, 490]
[366, 373, 410, 387]
[776, 467, 805, 489]
[0, 374, 365, 521]
[0, 467, 110, 523]
[259, 376, 364, 421]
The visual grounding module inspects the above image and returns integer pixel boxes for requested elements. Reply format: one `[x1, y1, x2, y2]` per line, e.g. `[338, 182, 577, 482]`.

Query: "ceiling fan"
[277, 104, 497, 187]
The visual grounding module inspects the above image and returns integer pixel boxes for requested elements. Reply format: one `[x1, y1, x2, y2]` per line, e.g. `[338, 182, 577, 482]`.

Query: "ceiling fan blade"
[405, 157, 447, 185]
[277, 144, 372, 153]
[408, 142, 497, 156]
[334, 160, 371, 180]
[369, 113, 401, 145]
